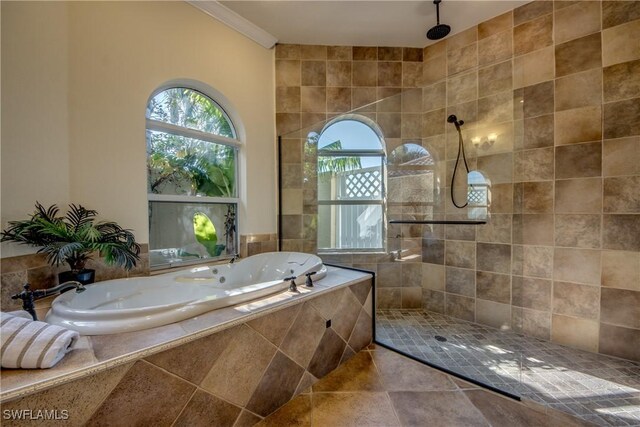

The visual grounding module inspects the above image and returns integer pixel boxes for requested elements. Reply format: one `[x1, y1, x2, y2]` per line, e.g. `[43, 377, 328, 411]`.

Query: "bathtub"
[45, 252, 327, 335]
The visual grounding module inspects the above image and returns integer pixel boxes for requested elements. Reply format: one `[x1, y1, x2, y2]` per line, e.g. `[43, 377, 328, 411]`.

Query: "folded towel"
[1, 312, 79, 369]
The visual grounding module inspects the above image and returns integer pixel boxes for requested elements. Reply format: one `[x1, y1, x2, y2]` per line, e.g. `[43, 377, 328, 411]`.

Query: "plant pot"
[58, 269, 95, 285]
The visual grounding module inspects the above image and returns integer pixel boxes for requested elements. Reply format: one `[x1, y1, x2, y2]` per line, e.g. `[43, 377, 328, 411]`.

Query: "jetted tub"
[45, 252, 327, 335]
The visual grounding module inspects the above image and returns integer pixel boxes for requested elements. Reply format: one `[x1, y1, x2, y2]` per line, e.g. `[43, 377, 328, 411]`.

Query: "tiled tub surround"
[378, 309, 640, 426]
[276, 0, 640, 361]
[0, 267, 373, 426]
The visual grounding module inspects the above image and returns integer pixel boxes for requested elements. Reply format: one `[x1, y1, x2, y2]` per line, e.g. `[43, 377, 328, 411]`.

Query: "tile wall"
[1, 280, 373, 426]
[276, 0, 640, 360]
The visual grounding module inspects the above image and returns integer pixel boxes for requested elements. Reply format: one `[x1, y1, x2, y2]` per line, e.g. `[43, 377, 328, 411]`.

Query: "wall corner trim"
[187, 0, 278, 49]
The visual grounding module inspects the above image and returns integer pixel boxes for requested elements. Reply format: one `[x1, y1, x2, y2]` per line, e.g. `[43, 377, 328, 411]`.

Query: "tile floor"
[376, 309, 640, 427]
[259, 344, 590, 426]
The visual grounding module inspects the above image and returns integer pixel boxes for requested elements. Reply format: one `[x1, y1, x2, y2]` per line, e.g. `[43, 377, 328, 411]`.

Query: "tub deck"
[0, 266, 372, 403]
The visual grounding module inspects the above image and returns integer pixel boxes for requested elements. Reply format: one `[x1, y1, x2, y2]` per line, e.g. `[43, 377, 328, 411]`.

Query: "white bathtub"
[45, 252, 327, 335]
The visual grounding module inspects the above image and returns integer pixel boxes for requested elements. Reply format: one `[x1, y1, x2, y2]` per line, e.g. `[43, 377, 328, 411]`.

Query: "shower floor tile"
[376, 309, 640, 427]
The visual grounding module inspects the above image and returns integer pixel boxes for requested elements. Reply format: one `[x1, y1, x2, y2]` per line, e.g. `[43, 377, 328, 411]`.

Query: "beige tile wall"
[276, 0, 640, 361]
[1, 280, 373, 426]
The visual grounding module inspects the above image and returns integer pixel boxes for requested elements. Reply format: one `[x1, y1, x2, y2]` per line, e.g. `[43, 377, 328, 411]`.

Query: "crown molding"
[187, 1, 278, 49]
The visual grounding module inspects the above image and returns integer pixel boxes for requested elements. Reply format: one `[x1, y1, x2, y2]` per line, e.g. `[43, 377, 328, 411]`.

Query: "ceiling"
[219, 1, 528, 48]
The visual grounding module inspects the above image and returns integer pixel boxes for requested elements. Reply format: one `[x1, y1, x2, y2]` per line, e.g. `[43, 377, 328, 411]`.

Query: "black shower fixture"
[427, 0, 451, 40]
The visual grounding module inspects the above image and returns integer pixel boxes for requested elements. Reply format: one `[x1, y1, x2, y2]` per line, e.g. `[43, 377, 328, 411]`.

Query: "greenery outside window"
[146, 87, 239, 268]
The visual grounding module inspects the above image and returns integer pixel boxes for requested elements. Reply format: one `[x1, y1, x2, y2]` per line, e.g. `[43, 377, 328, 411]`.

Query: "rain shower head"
[427, 0, 451, 40]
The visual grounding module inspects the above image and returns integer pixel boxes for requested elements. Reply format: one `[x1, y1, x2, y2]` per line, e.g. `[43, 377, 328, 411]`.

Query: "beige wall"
[1, 1, 276, 257]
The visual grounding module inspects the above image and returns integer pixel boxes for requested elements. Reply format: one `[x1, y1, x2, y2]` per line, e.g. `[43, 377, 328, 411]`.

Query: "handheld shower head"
[447, 114, 464, 130]
[427, 0, 451, 40]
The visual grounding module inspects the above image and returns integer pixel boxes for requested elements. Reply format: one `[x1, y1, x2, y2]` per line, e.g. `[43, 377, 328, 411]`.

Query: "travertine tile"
[514, 0, 552, 26]
[255, 394, 310, 427]
[403, 47, 423, 62]
[553, 247, 601, 285]
[445, 266, 475, 297]
[423, 289, 445, 313]
[604, 176, 640, 213]
[174, 390, 241, 427]
[554, 178, 602, 213]
[448, 43, 478, 75]
[554, 214, 601, 249]
[424, 40, 447, 60]
[313, 392, 400, 426]
[276, 87, 300, 113]
[378, 46, 402, 61]
[479, 11, 512, 39]
[601, 287, 640, 329]
[523, 80, 554, 118]
[307, 328, 347, 378]
[478, 60, 512, 98]
[280, 303, 327, 368]
[553, 281, 600, 320]
[476, 299, 511, 329]
[423, 56, 447, 85]
[513, 46, 555, 89]
[445, 240, 476, 269]
[326, 61, 351, 87]
[352, 61, 377, 86]
[389, 391, 489, 427]
[514, 14, 553, 56]
[246, 351, 305, 417]
[555, 141, 601, 179]
[511, 306, 551, 340]
[554, 106, 602, 145]
[602, 19, 640, 66]
[477, 30, 512, 66]
[478, 91, 513, 124]
[555, 33, 602, 77]
[300, 45, 327, 60]
[201, 325, 277, 406]
[377, 61, 402, 87]
[377, 288, 401, 309]
[512, 276, 552, 310]
[371, 349, 456, 391]
[422, 263, 445, 291]
[447, 71, 477, 105]
[522, 181, 553, 213]
[601, 250, 640, 291]
[87, 361, 195, 427]
[445, 293, 475, 321]
[352, 46, 377, 60]
[603, 214, 640, 251]
[603, 59, 640, 102]
[327, 45, 351, 60]
[598, 323, 640, 361]
[476, 271, 511, 304]
[422, 238, 445, 264]
[247, 304, 301, 347]
[2, 363, 132, 427]
[423, 81, 446, 111]
[603, 97, 640, 139]
[447, 27, 478, 51]
[602, 0, 640, 29]
[332, 289, 363, 340]
[477, 152, 513, 184]
[522, 245, 554, 279]
[551, 314, 599, 352]
[301, 60, 325, 86]
[276, 60, 301, 87]
[555, 69, 602, 112]
[554, 0, 601, 44]
[348, 309, 373, 351]
[145, 325, 236, 385]
[477, 242, 511, 274]
[514, 147, 554, 181]
[377, 262, 402, 287]
[476, 214, 511, 244]
[512, 214, 554, 245]
[326, 87, 351, 112]
[276, 44, 300, 59]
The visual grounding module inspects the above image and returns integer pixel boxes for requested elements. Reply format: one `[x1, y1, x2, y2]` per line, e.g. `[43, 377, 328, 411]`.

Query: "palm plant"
[1, 202, 141, 272]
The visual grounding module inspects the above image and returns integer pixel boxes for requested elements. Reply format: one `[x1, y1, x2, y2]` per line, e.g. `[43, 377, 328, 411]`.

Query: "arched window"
[315, 116, 386, 251]
[146, 87, 240, 268]
[468, 170, 490, 220]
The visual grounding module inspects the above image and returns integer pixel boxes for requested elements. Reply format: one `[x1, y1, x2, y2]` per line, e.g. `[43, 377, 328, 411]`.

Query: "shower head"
[427, 0, 451, 40]
[447, 114, 464, 130]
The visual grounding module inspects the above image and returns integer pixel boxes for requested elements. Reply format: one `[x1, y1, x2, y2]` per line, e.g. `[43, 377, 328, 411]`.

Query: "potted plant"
[1, 202, 141, 284]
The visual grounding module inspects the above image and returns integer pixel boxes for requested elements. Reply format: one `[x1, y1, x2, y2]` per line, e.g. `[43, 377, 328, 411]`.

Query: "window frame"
[316, 116, 387, 253]
[146, 86, 241, 270]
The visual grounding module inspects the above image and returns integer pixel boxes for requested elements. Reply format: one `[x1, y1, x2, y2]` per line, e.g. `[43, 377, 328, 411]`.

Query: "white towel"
[0, 312, 79, 369]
